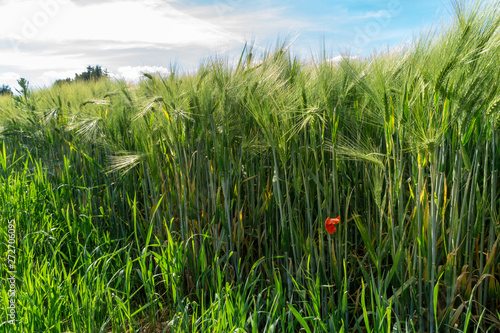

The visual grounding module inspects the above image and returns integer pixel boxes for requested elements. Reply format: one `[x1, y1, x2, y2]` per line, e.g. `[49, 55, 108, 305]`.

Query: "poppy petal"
[326, 223, 337, 234]
[325, 216, 340, 234]
[325, 216, 341, 234]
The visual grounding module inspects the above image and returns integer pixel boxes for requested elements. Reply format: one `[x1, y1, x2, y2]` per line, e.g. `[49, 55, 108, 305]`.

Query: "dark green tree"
[75, 65, 108, 81]
[0, 84, 13, 96]
[52, 65, 109, 87]
[53, 78, 72, 86]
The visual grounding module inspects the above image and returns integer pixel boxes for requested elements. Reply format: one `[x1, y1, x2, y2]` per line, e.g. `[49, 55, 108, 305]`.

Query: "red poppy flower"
[325, 216, 341, 234]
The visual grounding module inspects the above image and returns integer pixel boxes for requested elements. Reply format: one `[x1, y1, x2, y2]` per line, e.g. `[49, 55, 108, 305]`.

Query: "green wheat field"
[1, 1, 500, 332]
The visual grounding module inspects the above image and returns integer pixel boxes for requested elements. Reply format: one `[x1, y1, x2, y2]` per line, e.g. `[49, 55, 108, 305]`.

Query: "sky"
[0, 0, 452, 92]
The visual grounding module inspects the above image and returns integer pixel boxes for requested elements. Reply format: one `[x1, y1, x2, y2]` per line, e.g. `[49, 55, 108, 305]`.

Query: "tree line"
[0, 65, 108, 95]
[54, 65, 109, 85]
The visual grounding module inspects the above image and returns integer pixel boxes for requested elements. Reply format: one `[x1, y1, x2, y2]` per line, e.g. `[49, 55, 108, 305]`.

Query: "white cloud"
[0, 0, 243, 49]
[186, 4, 310, 46]
[0, 48, 92, 71]
[0, 72, 21, 81]
[113, 65, 170, 82]
[0, 72, 21, 91]
[328, 55, 345, 63]
[38, 68, 82, 86]
[0, 0, 325, 90]
[325, 55, 359, 64]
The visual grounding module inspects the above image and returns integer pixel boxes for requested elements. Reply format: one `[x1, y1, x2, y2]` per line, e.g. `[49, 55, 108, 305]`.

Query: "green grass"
[1, 0, 500, 331]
